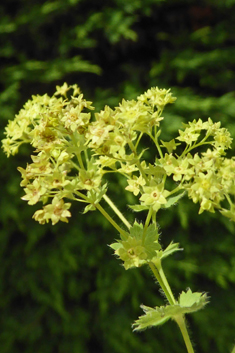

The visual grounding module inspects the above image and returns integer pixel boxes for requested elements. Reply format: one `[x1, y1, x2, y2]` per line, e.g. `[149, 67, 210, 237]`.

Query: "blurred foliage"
[1, 0, 235, 352]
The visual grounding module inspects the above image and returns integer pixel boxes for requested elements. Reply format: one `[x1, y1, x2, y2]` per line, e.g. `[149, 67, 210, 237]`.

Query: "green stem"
[149, 261, 175, 305]
[181, 135, 212, 158]
[103, 194, 131, 230]
[84, 149, 90, 167]
[152, 210, 157, 226]
[225, 194, 233, 208]
[149, 261, 195, 353]
[77, 152, 85, 169]
[167, 183, 184, 197]
[157, 263, 176, 305]
[128, 139, 148, 183]
[174, 315, 195, 353]
[95, 202, 128, 240]
[142, 207, 153, 243]
[155, 140, 164, 159]
[135, 132, 143, 149]
[73, 190, 90, 202]
[148, 131, 163, 159]
[70, 135, 85, 169]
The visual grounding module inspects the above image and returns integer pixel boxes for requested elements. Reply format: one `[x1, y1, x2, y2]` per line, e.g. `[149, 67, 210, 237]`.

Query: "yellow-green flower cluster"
[2, 84, 103, 224]
[2, 84, 235, 225]
[157, 119, 235, 216]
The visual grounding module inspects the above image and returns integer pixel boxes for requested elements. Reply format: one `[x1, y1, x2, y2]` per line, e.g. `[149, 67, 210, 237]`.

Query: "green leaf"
[109, 221, 161, 270]
[128, 221, 161, 257]
[110, 235, 148, 270]
[129, 220, 144, 240]
[151, 242, 183, 265]
[133, 305, 171, 331]
[133, 289, 209, 331]
[161, 241, 183, 260]
[162, 192, 185, 209]
[179, 288, 209, 312]
[143, 223, 161, 258]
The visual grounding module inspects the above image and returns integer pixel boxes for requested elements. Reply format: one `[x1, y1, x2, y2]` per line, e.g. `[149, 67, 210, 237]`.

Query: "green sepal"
[118, 148, 147, 165]
[83, 203, 96, 213]
[66, 132, 87, 154]
[109, 242, 122, 251]
[110, 221, 161, 270]
[144, 164, 166, 181]
[128, 204, 149, 212]
[133, 289, 209, 331]
[155, 129, 161, 138]
[83, 184, 107, 214]
[160, 139, 180, 153]
[162, 192, 185, 209]
[86, 183, 107, 203]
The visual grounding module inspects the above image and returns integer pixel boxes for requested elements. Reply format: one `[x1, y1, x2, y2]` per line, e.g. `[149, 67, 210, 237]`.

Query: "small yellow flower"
[213, 128, 233, 150]
[125, 176, 146, 196]
[78, 168, 102, 190]
[137, 87, 176, 108]
[172, 158, 194, 182]
[33, 197, 71, 225]
[116, 99, 149, 128]
[55, 82, 70, 97]
[140, 184, 169, 212]
[21, 179, 47, 205]
[160, 154, 178, 176]
[87, 121, 114, 148]
[176, 129, 200, 145]
[187, 171, 224, 213]
[62, 107, 91, 132]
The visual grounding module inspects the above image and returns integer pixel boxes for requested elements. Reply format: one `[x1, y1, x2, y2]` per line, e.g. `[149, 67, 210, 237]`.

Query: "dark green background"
[0, 0, 235, 352]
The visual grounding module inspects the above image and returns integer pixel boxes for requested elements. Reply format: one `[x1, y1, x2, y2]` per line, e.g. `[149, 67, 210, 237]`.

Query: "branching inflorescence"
[2, 83, 235, 353]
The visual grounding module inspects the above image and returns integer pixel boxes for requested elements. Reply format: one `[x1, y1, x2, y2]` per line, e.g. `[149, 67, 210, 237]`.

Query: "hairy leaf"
[133, 289, 209, 331]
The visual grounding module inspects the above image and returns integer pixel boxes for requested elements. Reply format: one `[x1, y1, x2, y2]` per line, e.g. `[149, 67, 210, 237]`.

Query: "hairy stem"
[148, 262, 175, 305]
[148, 131, 163, 159]
[149, 261, 195, 353]
[174, 315, 195, 353]
[103, 194, 131, 230]
[95, 202, 128, 240]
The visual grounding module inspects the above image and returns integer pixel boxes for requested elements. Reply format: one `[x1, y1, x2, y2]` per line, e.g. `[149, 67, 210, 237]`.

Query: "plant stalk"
[95, 202, 128, 240]
[174, 315, 195, 353]
[103, 194, 131, 230]
[149, 261, 195, 353]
